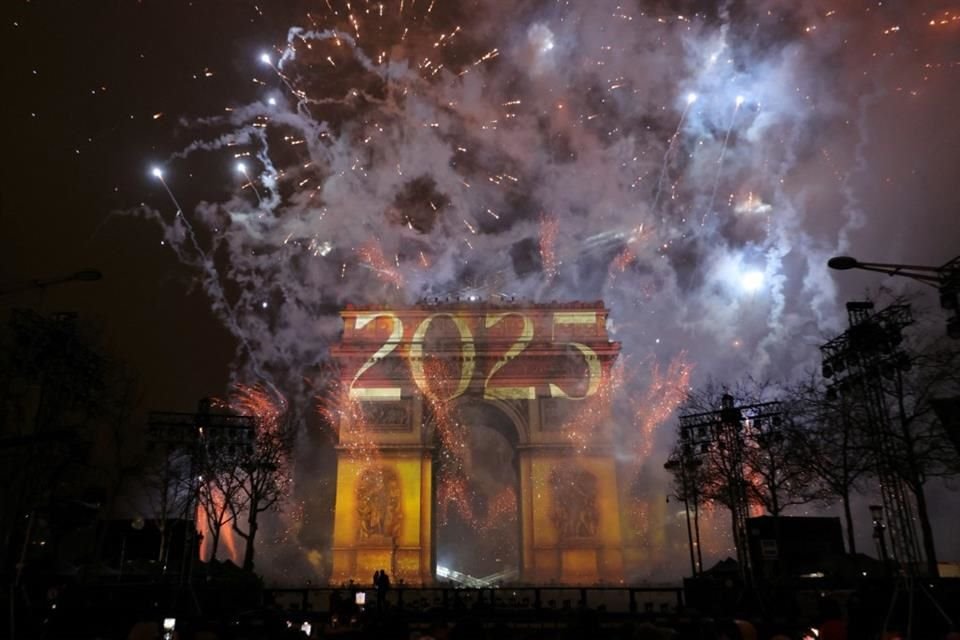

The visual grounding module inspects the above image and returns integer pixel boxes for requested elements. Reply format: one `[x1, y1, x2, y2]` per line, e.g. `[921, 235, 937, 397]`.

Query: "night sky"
[4, 1, 959, 580]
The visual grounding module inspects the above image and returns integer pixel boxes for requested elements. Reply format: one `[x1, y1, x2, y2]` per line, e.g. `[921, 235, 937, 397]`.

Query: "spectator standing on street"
[376, 568, 390, 612]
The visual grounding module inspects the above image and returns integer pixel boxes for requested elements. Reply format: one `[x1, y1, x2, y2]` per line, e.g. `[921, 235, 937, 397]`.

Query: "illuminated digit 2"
[349, 312, 404, 401]
[484, 312, 535, 400]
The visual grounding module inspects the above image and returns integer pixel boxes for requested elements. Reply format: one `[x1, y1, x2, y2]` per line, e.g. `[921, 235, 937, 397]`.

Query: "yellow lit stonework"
[331, 452, 434, 585]
[522, 454, 624, 583]
[329, 302, 633, 585]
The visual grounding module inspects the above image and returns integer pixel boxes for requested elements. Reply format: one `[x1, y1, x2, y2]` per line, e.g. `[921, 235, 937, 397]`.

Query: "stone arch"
[453, 397, 528, 445]
[478, 398, 531, 445]
[433, 398, 525, 578]
[419, 396, 529, 447]
[330, 303, 626, 585]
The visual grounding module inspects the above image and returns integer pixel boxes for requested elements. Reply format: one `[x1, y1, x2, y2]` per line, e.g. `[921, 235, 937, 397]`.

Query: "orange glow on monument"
[329, 301, 639, 585]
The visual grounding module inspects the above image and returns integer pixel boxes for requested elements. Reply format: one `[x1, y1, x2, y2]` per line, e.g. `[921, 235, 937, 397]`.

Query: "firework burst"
[133, 0, 959, 581]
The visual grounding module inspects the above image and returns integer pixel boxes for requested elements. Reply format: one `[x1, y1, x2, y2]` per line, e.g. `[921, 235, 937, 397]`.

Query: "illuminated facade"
[329, 301, 628, 585]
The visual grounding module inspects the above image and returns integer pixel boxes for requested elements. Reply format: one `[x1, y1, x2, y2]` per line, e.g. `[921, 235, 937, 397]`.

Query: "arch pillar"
[330, 395, 436, 586]
[517, 397, 625, 584]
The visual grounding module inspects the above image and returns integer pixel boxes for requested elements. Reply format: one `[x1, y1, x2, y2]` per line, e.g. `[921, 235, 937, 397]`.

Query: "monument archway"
[329, 302, 628, 585]
[433, 400, 521, 581]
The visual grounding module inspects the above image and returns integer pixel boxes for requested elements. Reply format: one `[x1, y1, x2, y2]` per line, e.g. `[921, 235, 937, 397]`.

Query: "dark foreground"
[8, 579, 960, 639]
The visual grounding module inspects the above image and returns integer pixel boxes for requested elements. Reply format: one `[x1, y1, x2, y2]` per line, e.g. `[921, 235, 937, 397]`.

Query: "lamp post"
[828, 254, 960, 338]
[664, 457, 701, 576]
[0, 269, 103, 297]
[869, 504, 889, 568]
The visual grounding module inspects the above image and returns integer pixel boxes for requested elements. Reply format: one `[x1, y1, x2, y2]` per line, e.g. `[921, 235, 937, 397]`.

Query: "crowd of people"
[20, 573, 960, 638]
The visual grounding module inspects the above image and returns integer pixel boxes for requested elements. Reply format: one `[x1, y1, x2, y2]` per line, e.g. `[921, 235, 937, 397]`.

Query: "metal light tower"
[147, 400, 256, 581]
[820, 301, 924, 573]
[677, 395, 784, 580]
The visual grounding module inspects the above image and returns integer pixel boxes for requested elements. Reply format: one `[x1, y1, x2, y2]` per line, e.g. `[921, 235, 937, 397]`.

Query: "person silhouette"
[376, 568, 390, 612]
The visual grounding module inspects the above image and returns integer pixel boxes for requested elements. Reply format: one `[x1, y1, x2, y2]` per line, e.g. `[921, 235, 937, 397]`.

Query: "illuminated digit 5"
[349, 312, 403, 401]
[549, 343, 601, 399]
[409, 313, 476, 401]
[484, 312, 535, 400]
[550, 311, 601, 399]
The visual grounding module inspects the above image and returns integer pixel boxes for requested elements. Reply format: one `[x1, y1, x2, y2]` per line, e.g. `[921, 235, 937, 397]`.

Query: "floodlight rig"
[820, 301, 923, 573]
[676, 395, 784, 582]
[147, 401, 257, 581]
[821, 300, 956, 640]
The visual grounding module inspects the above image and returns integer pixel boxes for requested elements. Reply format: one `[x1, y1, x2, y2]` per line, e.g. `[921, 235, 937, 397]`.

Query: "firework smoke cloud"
[142, 0, 960, 579]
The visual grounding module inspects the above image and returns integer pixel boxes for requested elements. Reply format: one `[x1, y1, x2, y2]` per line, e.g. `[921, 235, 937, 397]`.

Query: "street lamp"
[828, 254, 960, 338]
[664, 457, 700, 577]
[70, 269, 103, 282]
[869, 504, 889, 567]
[0, 269, 103, 297]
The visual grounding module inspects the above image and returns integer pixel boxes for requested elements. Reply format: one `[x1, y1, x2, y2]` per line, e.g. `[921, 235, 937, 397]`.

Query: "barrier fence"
[265, 585, 684, 616]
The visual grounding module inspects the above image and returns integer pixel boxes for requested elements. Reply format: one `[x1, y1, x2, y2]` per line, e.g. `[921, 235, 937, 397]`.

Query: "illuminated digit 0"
[484, 312, 535, 400]
[409, 313, 476, 400]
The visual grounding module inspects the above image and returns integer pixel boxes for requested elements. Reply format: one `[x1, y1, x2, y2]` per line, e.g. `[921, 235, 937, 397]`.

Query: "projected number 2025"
[348, 311, 602, 402]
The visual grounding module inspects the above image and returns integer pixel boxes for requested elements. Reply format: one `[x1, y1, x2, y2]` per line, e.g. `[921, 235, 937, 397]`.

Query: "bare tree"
[0, 311, 127, 579]
[881, 331, 960, 575]
[136, 443, 193, 570]
[196, 444, 247, 563]
[742, 413, 825, 517]
[670, 378, 823, 570]
[786, 374, 874, 554]
[226, 385, 294, 573]
[88, 366, 146, 570]
[818, 299, 960, 576]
